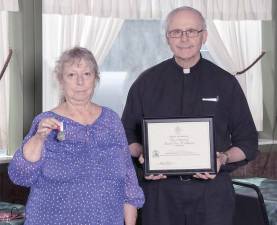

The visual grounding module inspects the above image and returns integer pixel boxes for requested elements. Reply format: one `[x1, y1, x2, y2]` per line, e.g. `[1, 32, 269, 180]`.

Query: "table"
[0, 202, 25, 225]
[233, 178, 277, 225]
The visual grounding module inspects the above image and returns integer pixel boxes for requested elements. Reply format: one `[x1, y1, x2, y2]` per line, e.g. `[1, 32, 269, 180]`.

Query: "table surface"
[0, 156, 12, 165]
[0, 202, 25, 225]
[233, 178, 277, 225]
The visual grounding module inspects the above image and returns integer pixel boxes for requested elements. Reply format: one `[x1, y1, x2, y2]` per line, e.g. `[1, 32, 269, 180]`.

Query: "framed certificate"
[142, 117, 216, 175]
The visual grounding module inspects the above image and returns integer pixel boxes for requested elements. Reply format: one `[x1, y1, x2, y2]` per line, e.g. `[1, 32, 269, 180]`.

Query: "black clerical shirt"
[122, 57, 258, 170]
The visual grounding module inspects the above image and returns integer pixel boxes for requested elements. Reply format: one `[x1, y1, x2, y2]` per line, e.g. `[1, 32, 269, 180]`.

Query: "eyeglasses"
[167, 29, 204, 38]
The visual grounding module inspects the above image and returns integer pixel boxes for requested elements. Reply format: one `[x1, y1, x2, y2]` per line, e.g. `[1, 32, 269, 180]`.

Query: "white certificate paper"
[143, 118, 215, 175]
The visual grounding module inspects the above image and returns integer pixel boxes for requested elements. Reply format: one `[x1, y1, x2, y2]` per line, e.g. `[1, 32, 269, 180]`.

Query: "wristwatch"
[218, 152, 229, 165]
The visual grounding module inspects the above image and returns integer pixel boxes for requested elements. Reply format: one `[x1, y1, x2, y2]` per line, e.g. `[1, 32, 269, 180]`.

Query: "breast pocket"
[201, 96, 219, 116]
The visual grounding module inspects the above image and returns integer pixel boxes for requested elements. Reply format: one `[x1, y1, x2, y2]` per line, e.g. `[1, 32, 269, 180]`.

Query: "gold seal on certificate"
[142, 117, 216, 175]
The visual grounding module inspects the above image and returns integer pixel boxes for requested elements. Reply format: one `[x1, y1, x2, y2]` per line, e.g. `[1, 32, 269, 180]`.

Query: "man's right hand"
[138, 153, 167, 180]
[129, 143, 167, 180]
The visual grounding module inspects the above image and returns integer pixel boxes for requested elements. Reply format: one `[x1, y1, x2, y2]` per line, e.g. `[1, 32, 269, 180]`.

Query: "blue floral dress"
[9, 107, 144, 225]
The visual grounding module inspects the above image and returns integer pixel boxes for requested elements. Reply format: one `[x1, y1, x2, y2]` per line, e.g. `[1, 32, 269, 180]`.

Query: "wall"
[0, 163, 29, 204]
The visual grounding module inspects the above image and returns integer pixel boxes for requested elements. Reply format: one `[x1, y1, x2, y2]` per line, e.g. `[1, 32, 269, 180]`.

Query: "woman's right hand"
[35, 117, 61, 141]
[23, 117, 61, 162]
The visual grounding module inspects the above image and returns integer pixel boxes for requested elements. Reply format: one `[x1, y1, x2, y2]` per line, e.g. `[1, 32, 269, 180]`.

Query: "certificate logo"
[174, 125, 182, 135]
[152, 150, 160, 158]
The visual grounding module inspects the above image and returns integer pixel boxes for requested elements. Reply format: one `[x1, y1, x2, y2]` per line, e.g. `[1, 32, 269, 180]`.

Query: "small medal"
[57, 121, 65, 141]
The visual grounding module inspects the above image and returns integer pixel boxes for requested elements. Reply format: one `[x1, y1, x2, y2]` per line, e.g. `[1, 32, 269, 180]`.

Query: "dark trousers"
[140, 173, 235, 225]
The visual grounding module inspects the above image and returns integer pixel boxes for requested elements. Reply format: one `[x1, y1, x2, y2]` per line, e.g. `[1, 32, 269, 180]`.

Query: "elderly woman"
[8, 47, 144, 225]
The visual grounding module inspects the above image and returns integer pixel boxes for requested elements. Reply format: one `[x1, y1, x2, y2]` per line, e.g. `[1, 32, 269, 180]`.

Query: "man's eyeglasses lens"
[167, 29, 203, 38]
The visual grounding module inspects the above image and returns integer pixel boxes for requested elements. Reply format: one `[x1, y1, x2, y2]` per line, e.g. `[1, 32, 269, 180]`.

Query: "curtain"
[206, 20, 263, 130]
[0, 11, 9, 154]
[43, 0, 272, 20]
[0, 0, 18, 11]
[42, 0, 267, 130]
[0, 0, 19, 156]
[43, 14, 123, 111]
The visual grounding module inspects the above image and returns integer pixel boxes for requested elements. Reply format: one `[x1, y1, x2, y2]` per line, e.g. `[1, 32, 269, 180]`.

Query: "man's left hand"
[193, 152, 226, 180]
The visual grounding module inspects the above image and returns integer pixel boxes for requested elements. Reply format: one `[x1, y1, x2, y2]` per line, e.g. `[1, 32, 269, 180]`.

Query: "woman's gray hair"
[54, 47, 100, 103]
[164, 6, 206, 33]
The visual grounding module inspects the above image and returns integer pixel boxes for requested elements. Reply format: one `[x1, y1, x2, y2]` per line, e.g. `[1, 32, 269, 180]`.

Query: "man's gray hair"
[164, 6, 206, 32]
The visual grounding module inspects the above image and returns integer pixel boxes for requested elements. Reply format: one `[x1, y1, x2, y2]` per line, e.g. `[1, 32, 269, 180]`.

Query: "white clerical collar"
[183, 68, 190, 74]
